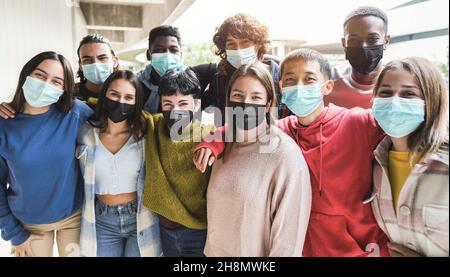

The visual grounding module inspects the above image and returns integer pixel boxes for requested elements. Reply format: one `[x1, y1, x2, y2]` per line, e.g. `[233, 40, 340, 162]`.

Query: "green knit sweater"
[142, 113, 212, 230]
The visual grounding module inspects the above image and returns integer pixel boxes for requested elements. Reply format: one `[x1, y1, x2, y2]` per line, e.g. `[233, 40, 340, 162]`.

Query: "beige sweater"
[204, 126, 312, 257]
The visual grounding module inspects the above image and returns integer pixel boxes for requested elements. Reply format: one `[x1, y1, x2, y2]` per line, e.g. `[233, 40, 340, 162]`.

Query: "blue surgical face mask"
[281, 84, 324, 117]
[226, 46, 257, 69]
[372, 96, 425, 138]
[82, 62, 113, 85]
[22, 76, 64, 108]
[151, 53, 182, 76]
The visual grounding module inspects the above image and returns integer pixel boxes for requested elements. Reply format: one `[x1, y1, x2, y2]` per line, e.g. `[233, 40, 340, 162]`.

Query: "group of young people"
[0, 5, 448, 257]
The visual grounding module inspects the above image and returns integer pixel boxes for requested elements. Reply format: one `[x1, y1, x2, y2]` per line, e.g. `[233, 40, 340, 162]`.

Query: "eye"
[377, 90, 392, 97]
[401, 91, 419, 98]
[34, 73, 46, 80]
[252, 96, 262, 101]
[82, 58, 93, 64]
[53, 80, 63, 87]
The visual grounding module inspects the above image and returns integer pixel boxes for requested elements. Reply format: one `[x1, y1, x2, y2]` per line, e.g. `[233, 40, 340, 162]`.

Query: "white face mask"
[226, 46, 257, 69]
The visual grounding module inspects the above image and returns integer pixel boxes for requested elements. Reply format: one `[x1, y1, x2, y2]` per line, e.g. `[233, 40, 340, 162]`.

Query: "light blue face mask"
[22, 76, 64, 108]
[151, 52, 182, 76]
[226, 46, 257, 69]
[372, 96, 425, 138]
[281, 84, 324, 117]
[82, 62, 113, 85]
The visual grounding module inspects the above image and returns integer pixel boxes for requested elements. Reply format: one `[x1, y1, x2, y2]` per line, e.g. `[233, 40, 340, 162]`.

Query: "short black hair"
[280, 48, 332, 80]
[158, 68, 201, 99]
[148, 25, 182, 49]
[344, 6, 388, 33]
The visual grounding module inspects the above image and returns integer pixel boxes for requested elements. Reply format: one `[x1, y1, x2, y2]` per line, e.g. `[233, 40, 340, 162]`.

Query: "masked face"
[372, 96, 425, 138]
[79, 42, 117, 85]
[372, 69, 425, 138]
[103, 97, 135, 123]
[281, 84, 324, 117]
[82, 62, 113, 85]
[343, 15, 389, 75]
[226, 46, 257, 69]
[102, 79, 137, 123]
[151, 53, 183, 76]
[22, 76, 64, 108]
[345, 44, 384, 74]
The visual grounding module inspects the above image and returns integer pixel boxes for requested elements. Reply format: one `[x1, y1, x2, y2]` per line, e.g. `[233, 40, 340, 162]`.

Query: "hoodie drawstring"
[319, 123, 323, 197]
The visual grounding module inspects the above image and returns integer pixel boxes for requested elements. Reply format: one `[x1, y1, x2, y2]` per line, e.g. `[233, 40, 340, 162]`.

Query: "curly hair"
[213, 13, 270, 61]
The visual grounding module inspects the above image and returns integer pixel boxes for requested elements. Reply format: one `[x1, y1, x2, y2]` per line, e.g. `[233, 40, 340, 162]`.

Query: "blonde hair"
[373, 57, 449, 161]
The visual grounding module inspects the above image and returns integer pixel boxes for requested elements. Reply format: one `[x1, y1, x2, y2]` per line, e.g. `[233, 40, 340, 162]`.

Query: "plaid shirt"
[365, 136, 449, 257]
[76, 124, 162, 257]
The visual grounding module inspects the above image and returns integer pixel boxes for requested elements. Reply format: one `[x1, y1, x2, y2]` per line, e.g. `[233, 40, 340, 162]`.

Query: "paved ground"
[0, 239, 11, 257]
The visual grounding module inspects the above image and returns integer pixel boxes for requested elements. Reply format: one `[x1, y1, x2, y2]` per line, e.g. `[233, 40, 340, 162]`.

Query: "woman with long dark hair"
[0, 51, 92, 257]
[77, 70, 162, 257]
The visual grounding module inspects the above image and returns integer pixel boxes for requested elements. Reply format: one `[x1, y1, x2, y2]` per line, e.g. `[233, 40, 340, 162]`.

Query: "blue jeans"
[95, 198, 140, 257]
[160, 225, 207, 257]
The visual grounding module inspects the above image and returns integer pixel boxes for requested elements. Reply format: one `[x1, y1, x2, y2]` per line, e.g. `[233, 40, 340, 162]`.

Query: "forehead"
[380, 69, 417, 85]
[162, 92, 194, 101]
[152, 36, 180, 47]
[79, 43, 112, 56]
[35, 59, 64, 77]
[282, 58, 322, 77]
[231, 76, 267, 93]
[108, 79, 136, 95]
[344, 15, 386, 35]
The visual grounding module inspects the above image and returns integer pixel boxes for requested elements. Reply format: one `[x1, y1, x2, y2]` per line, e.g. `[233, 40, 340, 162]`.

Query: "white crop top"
[94, 133, 142, 195]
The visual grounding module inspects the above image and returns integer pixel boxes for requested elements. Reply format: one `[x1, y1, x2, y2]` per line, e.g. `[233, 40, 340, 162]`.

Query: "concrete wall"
[0, 0, 88, 102]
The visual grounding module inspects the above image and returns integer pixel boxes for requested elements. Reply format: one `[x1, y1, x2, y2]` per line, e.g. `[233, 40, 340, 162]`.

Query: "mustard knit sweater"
[142, 113, 212, 230]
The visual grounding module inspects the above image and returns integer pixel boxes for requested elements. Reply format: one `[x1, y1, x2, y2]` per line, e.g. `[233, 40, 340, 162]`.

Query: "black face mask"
[345, 44, 384, 74]
[103, 97, 135, 123]
[226, 101, 267, 131]
[163, 109, 194, 131]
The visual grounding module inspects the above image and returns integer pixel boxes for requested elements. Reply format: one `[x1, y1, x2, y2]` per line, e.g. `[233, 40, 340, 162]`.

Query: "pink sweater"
[204, 126, 312, 257]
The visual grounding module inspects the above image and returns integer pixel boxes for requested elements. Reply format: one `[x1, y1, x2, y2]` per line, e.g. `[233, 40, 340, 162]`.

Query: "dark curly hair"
[213, 13, 270, 61]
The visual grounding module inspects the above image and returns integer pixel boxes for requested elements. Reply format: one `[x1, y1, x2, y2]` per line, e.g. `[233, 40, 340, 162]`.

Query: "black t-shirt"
[74, 82, 99, 110]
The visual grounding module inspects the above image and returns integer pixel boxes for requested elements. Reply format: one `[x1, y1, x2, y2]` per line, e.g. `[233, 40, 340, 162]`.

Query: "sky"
[171, 0, 449, 45]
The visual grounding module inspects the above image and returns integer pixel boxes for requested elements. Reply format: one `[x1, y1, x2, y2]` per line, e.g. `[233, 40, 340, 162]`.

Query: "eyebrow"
[304, 71, 318, 76]
[380, 84, 419, 89]
[251, 91, 265, 95]
[109, 89, 135, 96]
[35, 68, 64, 82]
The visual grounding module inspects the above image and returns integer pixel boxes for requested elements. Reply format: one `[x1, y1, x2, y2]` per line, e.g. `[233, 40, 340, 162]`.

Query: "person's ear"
[278, 80, 283, 92]
[341, 37, 346, 48]
[112, 56, 120, 70]
[322, 80, 334, 96]
[146, 49, 152, 61]
[254, 44, 263, 60]
[384, 35, 391, 49]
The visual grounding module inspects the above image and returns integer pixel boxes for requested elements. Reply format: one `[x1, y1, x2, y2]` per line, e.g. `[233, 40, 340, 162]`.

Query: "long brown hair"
[226, 62, 277, 121]
[373, 57, 449, 161]
[88, 70, 147, 141]
[10, 51, 75, 114]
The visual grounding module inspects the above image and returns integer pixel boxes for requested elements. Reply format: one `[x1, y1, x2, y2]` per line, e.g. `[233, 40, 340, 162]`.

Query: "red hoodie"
[197, 104, 390, 257]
